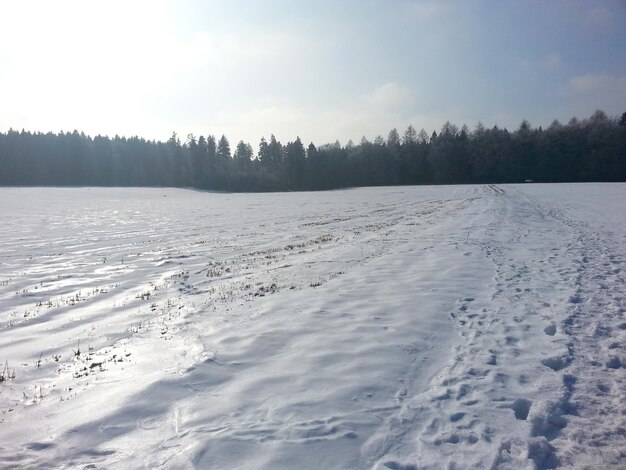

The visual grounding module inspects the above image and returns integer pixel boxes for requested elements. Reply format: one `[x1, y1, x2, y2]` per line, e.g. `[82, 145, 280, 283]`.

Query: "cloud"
[558, 73, 626, 118]
[560, 73, 626, 98]
[362, 82, 415, 112]
[201, 82, 451, 147]
[204, 102, 384, 147]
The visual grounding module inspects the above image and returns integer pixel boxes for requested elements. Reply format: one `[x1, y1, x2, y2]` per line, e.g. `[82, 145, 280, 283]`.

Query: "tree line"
[1, 110, 624, 191]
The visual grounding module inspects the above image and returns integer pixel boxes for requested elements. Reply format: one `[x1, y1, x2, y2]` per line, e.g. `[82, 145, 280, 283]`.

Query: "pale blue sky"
[0, 0, 624, 145]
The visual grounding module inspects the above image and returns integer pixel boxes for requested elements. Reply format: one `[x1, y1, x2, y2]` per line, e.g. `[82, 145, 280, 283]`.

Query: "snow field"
[0, 184, 624, 469]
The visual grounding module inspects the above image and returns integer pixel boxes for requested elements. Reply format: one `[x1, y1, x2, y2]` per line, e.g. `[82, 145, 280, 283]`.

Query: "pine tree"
[403, 125, 418, 145]
[217, 135, 231, 159]
[285, 137, 306, 189]
[387, 128, 400, 147]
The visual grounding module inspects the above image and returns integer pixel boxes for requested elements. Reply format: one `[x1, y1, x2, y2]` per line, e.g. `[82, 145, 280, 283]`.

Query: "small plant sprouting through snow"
[72, 340, 81, 357]
[137, 291, 151, 300]
[254, 283, 279, 296]
[0, 361, 16, 382]
[207, 268, 223, 277]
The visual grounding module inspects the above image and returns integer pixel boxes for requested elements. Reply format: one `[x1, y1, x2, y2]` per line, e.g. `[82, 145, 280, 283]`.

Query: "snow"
[0, 183, 624, 469]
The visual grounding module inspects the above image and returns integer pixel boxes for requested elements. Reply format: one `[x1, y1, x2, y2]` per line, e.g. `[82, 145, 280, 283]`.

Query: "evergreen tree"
[217, 135, 231, 159]
[234, 140, 253, 168]
[258, 137, 269, 166]
[403, 125, 418, 146]
[285, 137, 306, 189]
[387, 128, 400, 147]
[0, 109, 623, 191]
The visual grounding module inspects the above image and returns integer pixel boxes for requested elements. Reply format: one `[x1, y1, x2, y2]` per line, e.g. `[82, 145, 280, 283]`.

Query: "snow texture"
[0, 183, 624, 469]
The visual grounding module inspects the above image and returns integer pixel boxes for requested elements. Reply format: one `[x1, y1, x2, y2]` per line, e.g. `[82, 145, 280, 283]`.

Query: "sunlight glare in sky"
[0, 0, 624, 146]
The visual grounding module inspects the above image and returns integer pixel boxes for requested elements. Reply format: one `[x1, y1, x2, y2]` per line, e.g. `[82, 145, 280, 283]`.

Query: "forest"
[1, 110, 624, 191]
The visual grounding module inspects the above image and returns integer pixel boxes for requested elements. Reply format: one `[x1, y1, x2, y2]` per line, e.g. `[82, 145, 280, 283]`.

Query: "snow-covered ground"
[0, 184, 624, 469]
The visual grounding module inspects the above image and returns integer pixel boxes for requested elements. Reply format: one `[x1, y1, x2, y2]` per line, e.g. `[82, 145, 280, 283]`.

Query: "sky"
[0, 0, 625, 146]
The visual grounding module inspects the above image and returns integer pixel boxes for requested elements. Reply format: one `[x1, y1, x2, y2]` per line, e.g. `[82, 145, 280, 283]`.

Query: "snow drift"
[0, 184, 624, 469]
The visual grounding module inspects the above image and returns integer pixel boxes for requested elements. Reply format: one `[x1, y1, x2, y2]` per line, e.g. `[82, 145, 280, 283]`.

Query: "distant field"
[0, 184, 624, 469]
